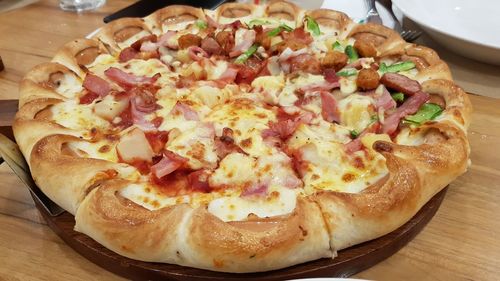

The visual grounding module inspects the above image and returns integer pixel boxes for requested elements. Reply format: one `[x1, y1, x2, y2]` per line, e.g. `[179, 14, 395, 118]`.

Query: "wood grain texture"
[0, 0, 499, 280]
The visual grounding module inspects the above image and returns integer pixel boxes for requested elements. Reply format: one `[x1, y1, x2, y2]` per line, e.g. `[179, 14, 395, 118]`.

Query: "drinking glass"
[60, 0, 106, 12]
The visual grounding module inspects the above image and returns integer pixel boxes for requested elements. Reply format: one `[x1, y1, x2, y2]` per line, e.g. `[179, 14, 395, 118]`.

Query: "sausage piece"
[178, 34, 202, 49]
[356, 68, 380, 90]
[380, 73, 421, 95]
[354, 39, 377, 58]
[215, 31, 235, 53]
[321, 51, 348, 71]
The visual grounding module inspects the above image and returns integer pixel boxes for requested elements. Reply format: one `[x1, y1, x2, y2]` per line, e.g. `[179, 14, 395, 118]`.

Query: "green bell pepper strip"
[391, 92, 405, 102]
[234, 44, 259, 64]
[345, 45, 359, 62]
[379, 61, 415, 75]
[267, 24, 293, 37]
[332, 41, 344, 52]
[403, 103, 443, 125]
[195, 20, 207, 29]
[247, 19, 271, 28]
[305, 16, 320, 36]
[350, 130, 360, 139]
[336, 68, 357, 77]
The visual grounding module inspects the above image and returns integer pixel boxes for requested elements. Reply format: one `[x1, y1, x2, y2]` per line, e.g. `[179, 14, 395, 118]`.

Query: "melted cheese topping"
[51, 100, 109, 133]
[56, 74, 83, 98]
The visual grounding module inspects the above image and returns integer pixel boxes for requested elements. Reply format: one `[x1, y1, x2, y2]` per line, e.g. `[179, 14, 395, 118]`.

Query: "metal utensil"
[365, 0, 422, 42]
[0, 133, 65, 216]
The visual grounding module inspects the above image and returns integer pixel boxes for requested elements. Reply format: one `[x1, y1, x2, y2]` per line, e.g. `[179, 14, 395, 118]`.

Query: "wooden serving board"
[32, 188, 448, 280]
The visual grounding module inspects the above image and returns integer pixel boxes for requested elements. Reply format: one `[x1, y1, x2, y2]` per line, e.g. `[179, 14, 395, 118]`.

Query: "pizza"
[13, 0, 471, 273]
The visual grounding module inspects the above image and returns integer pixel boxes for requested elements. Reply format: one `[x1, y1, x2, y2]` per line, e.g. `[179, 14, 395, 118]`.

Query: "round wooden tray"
[32, 188, 447, 280]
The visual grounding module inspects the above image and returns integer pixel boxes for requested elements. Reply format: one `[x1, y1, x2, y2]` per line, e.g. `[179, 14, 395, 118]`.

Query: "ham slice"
[241, 183, 269, 197]
[201, 37, 223, 55]
[382, 91, 430, 134]
[104, 67, 160, 89]
[298, 80, 340, 93]
[151, 151, 188, 178]
[188, 46, 209, 61]
[217, 66, 239, 83]
[187, 170, 212, 193]
[320, 91, 340, 123]
[282, 27, 313, 45]
[82, 74, 110, 97]
[344, 122, 381, 153]
[229, 29, 256, 58]
[118, 47, 139, 63]
[375, 86, 396, 111]
[170, 102, 199, 121]
[380, 73, 421, 96]
[158, 31, 178, 49]
[262, 111, 314, 141]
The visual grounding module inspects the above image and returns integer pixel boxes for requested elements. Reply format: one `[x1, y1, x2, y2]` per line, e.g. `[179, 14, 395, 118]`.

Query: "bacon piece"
[289, 53, 322, 74]
[282, 27, 313, 46]
[206, 15, 220, 29]
[217, 66, 239, 84]
[130, 34, 157, 50]
[130, 100, 157, 131]
[323, 68, 339, 83]
[187, 46, 209, 61]
[151, 151, 188, 179]
[380, 73, 421, 96]
[298, 79, 340, 93]
[158, 31, 178, 49]
[344, 122, 381, 153]
[79, 91, 100, 105]
[170, 102, 199, 121]
[145, 131, 169, 154]
[104, 67, 160, 89]
[119, 47, 139, 62]
[234, 57, 263, 84]
[229, 29, 256, 57]
[241, 183, 268, 197]
[201, 36, 223, 56]
[82, 74, 110, 97]
[375, 86, 396, 111]
[187, 169, 212, 193]
[262, 110, 314, 141]
[215, 127, 245, 159]
[382, 91, 430, 134]
[320, 91, 340, 123]
[129, 86, 158, 113]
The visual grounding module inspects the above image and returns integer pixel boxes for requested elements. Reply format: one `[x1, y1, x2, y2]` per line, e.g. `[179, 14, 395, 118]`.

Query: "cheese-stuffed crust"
[94, 18, 152, 54]
[75, 181, 332, 272]
[52, 39, 109, 78]
[144, 5, 206, 34]
[13, 0, 472, 273]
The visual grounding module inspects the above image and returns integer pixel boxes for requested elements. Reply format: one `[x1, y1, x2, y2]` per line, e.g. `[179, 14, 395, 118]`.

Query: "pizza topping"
[82, 74, 111, 97]
[356, 68, 380, 91]
[380, 72, 421, 95]
[344, 122, 381, 153]
[345, 45, 359, 63]
[117, 128, 154, 163]
[118, 47, 139, 63]
[321, 51, 348, 71]
[178, 34, 202, 49]
[320, 91, 340, 123]
[79, 91, 100, 105]
[158, 31, 178, 49]
[187, 169, 212, 193]
[151, 151, 188, 178]
[229, 29, 256, 57]
[403, 103, 443, 125]
[374, 85, 397, 111]
[382, 90, 430, 134]
[216, 66, 239, 84]
[282, 27, 313, 47]
[104, 67, 160, 89]
[170, 102, 199, 121]
[200, 36, 223, 56]
[353, 39, 377, 58]
[215, 31, 235, 54]
[187, 46, 209, 61]
[379, 61, 416, 74]
[94, 94, 129, 120]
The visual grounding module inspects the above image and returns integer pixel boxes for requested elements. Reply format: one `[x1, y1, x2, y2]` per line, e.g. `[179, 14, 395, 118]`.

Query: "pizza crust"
[75, 179, 333, 272]
[12, 0, 472, 273]
[144, 5, 206, 34]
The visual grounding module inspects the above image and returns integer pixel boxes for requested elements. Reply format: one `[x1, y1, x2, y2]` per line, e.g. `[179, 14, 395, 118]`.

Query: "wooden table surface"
[0, 0, 499, 280]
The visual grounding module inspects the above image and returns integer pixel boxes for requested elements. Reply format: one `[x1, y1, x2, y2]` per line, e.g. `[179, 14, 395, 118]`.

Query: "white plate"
[393, 0, 500, 65]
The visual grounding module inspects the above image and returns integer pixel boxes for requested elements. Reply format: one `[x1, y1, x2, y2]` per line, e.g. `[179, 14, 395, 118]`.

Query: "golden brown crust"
[95, 18, 151, 54]
[18, 62, 75, 107]
[52, 39, 109, 78]
[76, 183, 332, 272]
[348, 23, 406, 57]
[144, 5, 206, 35]
[306, 8, 353, 37]
[30, 135, 124, 214]
[265, 0, 302, 24]
[215, 2, 262, 23]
